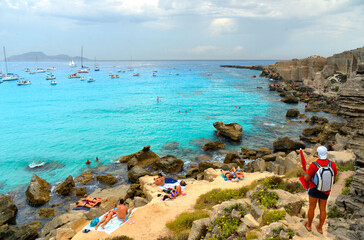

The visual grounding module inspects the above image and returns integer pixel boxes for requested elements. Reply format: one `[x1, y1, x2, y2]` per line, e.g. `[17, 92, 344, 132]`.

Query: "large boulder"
[202, 141, 225, 151]
[0, 222, 38, 240]
[55, 175, 75, 196]
[153, 155, 184, 173]
[128, 166, 151, 183]
[286, 109, 300, 118]
[269, 189, 303, 216]
[118, 145, 160, 168]
[203, 168, 220, 182]
[241, 148, 257, 160]
[281, 96, 299, 104]
[213, 121, 243, 141]
[96, 174, 117, 185]
[328, 150, 356, 164]
[256, 147, 272, 158]
[40, 212, 86, 238]
[302, 126, 322, 136]
[273, 137, 306, 152]
[188, 218, 210, 240]
[247, 159, 266, 173]
[25, 174, 51, 205]
[198, 161, 237, 172]
[224, 153, 245, 168]
[243, 214, 259, 228]
[74, 172, 93, 185]
[56, 227, 76, 240]
[186, 168, 199, 179]
[262, 152, 285, 161]
[0, 194, 18, 225]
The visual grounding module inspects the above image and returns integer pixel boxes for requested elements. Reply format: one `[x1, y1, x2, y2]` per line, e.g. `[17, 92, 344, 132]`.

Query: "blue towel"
[164, 178, 178, 184]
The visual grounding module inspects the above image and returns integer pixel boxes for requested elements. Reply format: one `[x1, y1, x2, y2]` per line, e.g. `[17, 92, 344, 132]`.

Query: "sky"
[0, 0, 364, 60]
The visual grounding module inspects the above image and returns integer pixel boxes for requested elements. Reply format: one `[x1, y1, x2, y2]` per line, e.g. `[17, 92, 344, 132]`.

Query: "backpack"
[312, 161, 334, 191]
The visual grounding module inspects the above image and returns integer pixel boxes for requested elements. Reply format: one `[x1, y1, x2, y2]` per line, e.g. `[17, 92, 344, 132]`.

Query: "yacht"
[50, 81, 57, 85]
[17, 80, 31, 85]
[2, 47, 19, 81]
[87, 77, 95, 82]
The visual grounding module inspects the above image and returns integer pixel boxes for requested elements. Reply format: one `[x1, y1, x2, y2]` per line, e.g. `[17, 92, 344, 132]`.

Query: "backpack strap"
[313, 162, 321, 169]
[328, 161, 332, 167]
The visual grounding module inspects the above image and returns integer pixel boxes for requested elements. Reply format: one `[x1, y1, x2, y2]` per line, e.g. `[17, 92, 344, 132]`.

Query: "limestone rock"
[286, 108, 300, 118]
[256, 147, 272, 158]
[0, 223, 38, 240]
[56, 227, 75, 240]
[328, 150, 356, 164]
[96, 174, 117, 185]
[38, 207, 54, 218]
[0, 193, 18, 225]
[281, 96, 299, 104]
[262, 152, 285, 161]
[75, 187, 86, 196]
[241, 148, 257, 159]
[128, 166, 151, 183]
[237, 223, 247, 237]
[153, 155, 184, 173]
[55, 175, 75, 196]
[186, 168, 199, 179]
[25, 174, 51, 205]
[248, 159, 266, 173]
[74, 172, 93, 185]
[203, 168, 220, 182]
[269, 189, 303, 216]
[41, 213, 85, 238]
[188, 218, 210, 240]
[198, 161, 237, 172]
[273, 137, 306, 152]
[118, 145, 160, 168]
[213, 121, 243, 141]
[224, 152, 245, 167]
[202, 141, 225, 151]
[250, 203, 264, 223]
[133, 197, 148, 207]
[243, 213, 259, 228]
[210, 199, 251, 222]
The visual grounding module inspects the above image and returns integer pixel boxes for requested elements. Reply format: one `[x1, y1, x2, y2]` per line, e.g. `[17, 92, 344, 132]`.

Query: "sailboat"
[78, 46, 88, 73]
[2, 47, 19, 81]
[69, 57, 76, 68]
[94, 57, 100, 71]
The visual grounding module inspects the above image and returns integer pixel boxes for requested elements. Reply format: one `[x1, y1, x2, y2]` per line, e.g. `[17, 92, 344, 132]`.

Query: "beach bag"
[90, 217, 99, 227]
[312, 161, 334, 191]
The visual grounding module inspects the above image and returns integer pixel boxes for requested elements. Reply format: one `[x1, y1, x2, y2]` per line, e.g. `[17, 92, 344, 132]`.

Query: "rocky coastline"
[0, 47, 363, 240]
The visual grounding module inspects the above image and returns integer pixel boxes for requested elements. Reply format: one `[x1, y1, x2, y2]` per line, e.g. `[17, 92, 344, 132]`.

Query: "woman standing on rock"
[303, 146, 337, 234]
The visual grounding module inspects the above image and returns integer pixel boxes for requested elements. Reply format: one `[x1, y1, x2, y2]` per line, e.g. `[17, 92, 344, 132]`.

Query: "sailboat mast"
[81, 46, 83, 68]
[3, 46, 8, 74]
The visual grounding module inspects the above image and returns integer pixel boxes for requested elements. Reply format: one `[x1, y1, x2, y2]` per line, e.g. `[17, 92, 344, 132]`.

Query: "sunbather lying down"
[74, 195, 102, 208]
[221, 167, 245, 180]
[162, 184, 182, 201]
[95, 209, 117, 230]
[150, 173, 165, 186]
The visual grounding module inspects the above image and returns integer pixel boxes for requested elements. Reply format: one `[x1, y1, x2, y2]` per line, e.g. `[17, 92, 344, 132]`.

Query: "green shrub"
[251, 188, 278, 209]
[285, 168, 304, 178]
[166, 210, 209, 236]
[261, 176, 283, 189]
[330, 79, 337, 84]
[341, 176, 353, 195]
[246, 231, 258, 239]
[334, 86, 339, 92]
[341, 187, 350, 195]
[224, 203, 248, 217]
[337, 162, 354, 172]
[207, 215, 240, 240]
[262, 210, 286, 225]
[195, 187, 249, 210]
[106, 236, 134, 240]
[327, 205, 344, 218]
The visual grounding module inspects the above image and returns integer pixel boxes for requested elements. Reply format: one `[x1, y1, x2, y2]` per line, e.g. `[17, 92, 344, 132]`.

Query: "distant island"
[6, 51, 90, 62]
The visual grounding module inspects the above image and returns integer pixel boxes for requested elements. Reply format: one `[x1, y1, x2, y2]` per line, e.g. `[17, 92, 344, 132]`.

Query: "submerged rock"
[281, 96, 299, 103]
[118, 145, 160, 168]
[38, 207, 54, 218]
[25, 174, 51, 205]
[153, 155, 184, 173]
[213, 121, 243, 141]
[55, 175, 75, 196]
[286, 108, 300, 118]
[202, 141, 225, 151]
[0, 193, 18, 225]
[96, 174, 117, 185]
[74, 172, 93, 185]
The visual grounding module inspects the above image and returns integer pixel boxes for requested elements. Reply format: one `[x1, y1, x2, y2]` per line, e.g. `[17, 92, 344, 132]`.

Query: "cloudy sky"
[1, 0, 363, 60]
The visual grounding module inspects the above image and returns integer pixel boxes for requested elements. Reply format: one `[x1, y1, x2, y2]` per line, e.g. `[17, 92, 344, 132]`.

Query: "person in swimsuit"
[95, 209, 117, 230]
[75, 201, 95, 208]
[116, 199, 134, 221]
[234, 166, 245, 180]
[85, 159, 91, 166]
[152, 173, 165, 186]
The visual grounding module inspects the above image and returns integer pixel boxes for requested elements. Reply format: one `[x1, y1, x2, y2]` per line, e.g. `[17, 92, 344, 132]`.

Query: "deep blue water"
[0, 60, 342, 192]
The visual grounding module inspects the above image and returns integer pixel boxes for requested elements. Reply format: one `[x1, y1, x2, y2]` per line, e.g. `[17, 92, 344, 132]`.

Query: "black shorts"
[308, 188, 329, 200]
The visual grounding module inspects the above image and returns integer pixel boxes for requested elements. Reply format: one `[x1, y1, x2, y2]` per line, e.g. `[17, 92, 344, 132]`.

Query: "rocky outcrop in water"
[96, 174, 117, 185]
[55, 175, 75, 196]
[119, 145, 160, 168]
[202, 141, 225, 151]
[213, 121, 243, 141]
[0, 194, 18, 226]
[25, 174, 51, 205]
[273, 137, 305, 152]
[153, 155, 184, 173]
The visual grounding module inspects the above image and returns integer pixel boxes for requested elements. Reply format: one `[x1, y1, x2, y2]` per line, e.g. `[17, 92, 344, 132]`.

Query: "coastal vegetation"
[262, 210, 286, 225]
[166, 210, 209, 237]
[341, 176, 353, 195]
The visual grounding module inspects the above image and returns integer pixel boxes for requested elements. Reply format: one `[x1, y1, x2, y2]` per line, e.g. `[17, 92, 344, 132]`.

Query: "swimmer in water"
[239, 107, 241, 109]
[179, 111, 181, 114]
[189, 109, 191, 112]
[185, 110, 188, 113]
[95, 157, 99, 163]
[86, 159, 91, 166]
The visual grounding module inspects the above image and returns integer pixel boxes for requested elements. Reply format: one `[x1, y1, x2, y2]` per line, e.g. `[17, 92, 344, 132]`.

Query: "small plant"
[106, 236, 134, 240]
[246, 231, 258, 240]
[261, 176, 284, 189]
[207, 215, 240, 240]
[262, 210, 286, 225]
[251, 188, 278, 209]
[287, 228, 295, 238]
[224, 203, 248, 217]
[337, 162, 354, 172]
[334, 86, 339, 92]
[166, 210, 209, 236]
[341, 176, 353, 195]
[327, 205, 344, 218]
[330, 79, 337, 84]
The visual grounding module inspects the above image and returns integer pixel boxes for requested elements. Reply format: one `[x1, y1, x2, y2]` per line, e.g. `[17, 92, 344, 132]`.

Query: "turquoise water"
[0, 60, 340, 193]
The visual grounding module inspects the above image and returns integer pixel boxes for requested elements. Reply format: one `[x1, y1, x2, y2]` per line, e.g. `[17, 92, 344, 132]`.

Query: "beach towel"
[82, 208, 137, 235]
[72, 206, 91, 211]
[157, 180, 186, 191]
[164, 178, 178, 184]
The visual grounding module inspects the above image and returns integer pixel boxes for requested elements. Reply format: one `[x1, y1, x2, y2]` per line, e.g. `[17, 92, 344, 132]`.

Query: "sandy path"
[72, 171, 274, 240]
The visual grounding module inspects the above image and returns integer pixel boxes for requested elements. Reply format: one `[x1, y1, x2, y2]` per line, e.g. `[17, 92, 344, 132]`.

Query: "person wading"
[303, 146, 337, 234]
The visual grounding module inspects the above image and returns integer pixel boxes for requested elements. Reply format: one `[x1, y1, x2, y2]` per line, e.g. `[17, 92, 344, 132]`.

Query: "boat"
[153, 69, 158, 72]
[133, 73, 140, 76]
[87, 77, 95, 82]
[50, 81, 57, 85]
[128, 68, 134, 71]
[68, 73, 80, 78]
[46, 74, 56, 80]
[80, 77, 85, 81]
[17, 80, 31, 85]
[77, 46, 89, 73]
[24, 68, 30, 72]
[29, 71, 35, 75]
[152, 73, 157, 77]
[34, 68, 46, 73]
[118, 70, 125, 73]
[94, 57, 100, 71]
[109, 72, 113, 76]
[207, 73, 213, 76]
[69, 57, 76, 68]
[47, 67, 56, 71]
[111, 75, 120, 78]
[2, 47, 19, 81]
[175, 73, 180, 75]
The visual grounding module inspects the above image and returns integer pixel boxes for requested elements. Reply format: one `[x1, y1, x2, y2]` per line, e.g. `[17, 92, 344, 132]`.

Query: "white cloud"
[210, 18, 237, 36]
[234, 46, 244, 51]
[190, 46, 217, 54]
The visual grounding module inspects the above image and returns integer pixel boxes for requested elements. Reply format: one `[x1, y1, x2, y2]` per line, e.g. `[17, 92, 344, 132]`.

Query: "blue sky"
[1, 0, 363, 60]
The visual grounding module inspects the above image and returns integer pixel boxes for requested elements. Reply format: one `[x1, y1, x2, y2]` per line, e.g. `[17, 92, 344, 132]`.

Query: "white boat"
[94, 66, 100, 71]
[24, 68, 30, 72]
[28, 161, 46, 168]
[68, 73, 80, 78]
[46, 74, 56, 80]
[77, 46, 89, 73]
[17, 80, 31, 85]
[175, 73, 180, 75]
[69, 58, 76, 68]
[47, 67, 56, 71]
[80, 77, 85, 81]
[87, 77, 95, 82]
[50, 81, 57, 85]
[152, 73, 157, 77]
[34, 68, 46, 73]
[133, 73, 140, 76]
[78, 68, 88, 73]
[2, 47, 19, 81]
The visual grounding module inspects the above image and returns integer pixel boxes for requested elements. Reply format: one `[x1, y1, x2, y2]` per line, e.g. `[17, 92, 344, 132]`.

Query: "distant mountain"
[7, 51, 89, 62]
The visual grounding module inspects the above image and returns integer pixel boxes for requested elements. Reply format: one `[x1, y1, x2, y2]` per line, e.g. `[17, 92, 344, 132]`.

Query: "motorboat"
[118, 70, 125, 73]
[87, 77, 95, 82]
[34, 68, 46, 73]
[133, 73, 140, 76]
[207, 73, 213, 76]
[94, 66, 100, 71]
[68, 73, 81, 78]
[152, 73, 157, 77]
[80, 77, 85, 81]
[24, 68, 30, 72]
[47, 67, 56, 71]
[17, 80, 31, 85]
[78, 68, 89, 73]
[111, 75, 120, 78]
[46, 74, 56, 80]
[175, 73, 180, 75]
[50, 81, 57, 85]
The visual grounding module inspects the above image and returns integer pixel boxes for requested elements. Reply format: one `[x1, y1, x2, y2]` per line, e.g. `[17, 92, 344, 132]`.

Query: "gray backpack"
[312, 161, 334, 191]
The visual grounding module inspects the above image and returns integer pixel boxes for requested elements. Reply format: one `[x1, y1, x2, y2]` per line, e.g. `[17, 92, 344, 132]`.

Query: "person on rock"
[95, 209, 117, 230]
[152, 173, 165, 186]
[303, 146, 337, 234]
[116, 199, 134, 221]
[162, 184, 182, 201]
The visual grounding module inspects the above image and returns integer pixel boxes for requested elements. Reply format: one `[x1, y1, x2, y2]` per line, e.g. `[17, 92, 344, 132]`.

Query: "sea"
[0, 60, 343, 193]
